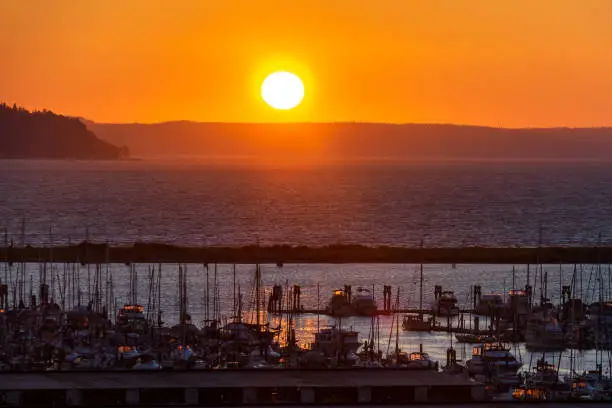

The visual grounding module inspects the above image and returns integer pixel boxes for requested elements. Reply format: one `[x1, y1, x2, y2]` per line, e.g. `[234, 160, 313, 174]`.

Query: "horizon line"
[82, 118, 612, 131]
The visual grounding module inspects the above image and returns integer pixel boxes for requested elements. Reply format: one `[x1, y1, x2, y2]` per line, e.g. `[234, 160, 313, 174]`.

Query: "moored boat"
[524, 311, 565, 351]
[402, 313, 431, 331]
[476, 293, 504, 316]
[352, 287, 378, 316]
[406, 351, 437, 370]
[311, 326, 361, 360]
[326, 289, 353, 317]
[432, 291, 460, 317]
[466, 342, 521, 375]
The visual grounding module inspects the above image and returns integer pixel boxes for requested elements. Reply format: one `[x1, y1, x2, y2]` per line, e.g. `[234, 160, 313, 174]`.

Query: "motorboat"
[526, 359, 559, 386]
[117, 345, 143, 360]
[312, 327, 360, 358]
[512, 386, 551, 401]
[406, 351, 437, 370]
[351, 287, 378, 316]
[402, 314, 431, 332]
[466, 342, 521, 375]
[432, 291, 459, 316]
[570, 378, 604, 401]
[476, 293, 504, 316]
[326, 289, 353, 317]
[116, 304, 147, 333]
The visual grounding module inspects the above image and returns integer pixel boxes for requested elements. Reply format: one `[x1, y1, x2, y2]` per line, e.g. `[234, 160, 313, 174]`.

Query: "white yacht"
[352, 287, 378, 316]
[466, 342, 522, 375]
[312, 326, 360, 358]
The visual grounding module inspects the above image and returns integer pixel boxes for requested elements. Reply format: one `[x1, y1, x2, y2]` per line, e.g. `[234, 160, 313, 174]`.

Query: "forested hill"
[0, 104, 127, 159]
[86, 120, 612, 160]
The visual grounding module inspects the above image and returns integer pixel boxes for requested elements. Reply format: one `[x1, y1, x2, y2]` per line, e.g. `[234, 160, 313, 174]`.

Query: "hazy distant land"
[85, 120, 612, 161]
[0, 104, 127, 160]
[3, 101, 612, 161]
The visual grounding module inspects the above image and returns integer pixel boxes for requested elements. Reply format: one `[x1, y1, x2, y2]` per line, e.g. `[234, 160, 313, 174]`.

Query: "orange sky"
[2, 0, 611, 127]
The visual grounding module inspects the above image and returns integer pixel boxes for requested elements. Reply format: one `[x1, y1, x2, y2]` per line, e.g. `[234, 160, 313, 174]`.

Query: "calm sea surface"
[1, 159, 611, 246]
[1, 159, 612, 374]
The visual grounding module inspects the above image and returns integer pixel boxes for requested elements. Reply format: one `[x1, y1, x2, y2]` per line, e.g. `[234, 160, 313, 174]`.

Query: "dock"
[0, 369, 485, 406]
[272, 308, 475, 316]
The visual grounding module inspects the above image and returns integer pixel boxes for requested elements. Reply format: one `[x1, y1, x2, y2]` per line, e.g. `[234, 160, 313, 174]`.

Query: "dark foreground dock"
[0, 369, 484, 406]
[3, 243, 612, 264]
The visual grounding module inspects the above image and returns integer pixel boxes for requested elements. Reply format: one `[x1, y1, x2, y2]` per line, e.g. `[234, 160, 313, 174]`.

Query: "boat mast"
[232, 264, 236, 320]
[205, 264, 209, 322]
[419, 239, 424, 317]
[395, 288, 400, 356]
[596, 232, 603, 378]
[317, 282, 320, 333]
[256, 264, 261, 328]
[419, 263, 424, 317]
[214, 263, 218, 322]
[3, 227, 7, 290]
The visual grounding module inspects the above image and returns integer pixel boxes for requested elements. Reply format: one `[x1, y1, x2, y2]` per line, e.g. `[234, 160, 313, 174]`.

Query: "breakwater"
[2, 243, 612, 264]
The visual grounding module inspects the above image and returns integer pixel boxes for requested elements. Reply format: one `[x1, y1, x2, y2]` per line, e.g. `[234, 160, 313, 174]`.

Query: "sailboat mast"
[238, 284, 242, 323]
[596, 233, 603, 377]
[232, 264, 236, 319]
[205, 265, 209, 321]
[395, 288, 400, 355]
[317, 282, 320, 333]
[256, 264, 261, 327]
[214, 263, 218, 321]
[419, 263, 424, 316]
[419, 239, 424, 317]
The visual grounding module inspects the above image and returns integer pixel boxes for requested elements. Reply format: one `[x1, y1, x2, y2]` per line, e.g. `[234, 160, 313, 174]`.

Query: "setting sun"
[261, 72, 304, 110]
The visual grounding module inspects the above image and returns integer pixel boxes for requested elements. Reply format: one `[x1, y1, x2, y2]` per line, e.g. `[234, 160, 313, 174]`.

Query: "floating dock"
[273, 308, 475, 316]
[0, 369, 485, 406]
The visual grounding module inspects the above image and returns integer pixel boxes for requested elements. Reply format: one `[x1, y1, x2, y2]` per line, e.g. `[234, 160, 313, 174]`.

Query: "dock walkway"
[0, 369, 484, 406]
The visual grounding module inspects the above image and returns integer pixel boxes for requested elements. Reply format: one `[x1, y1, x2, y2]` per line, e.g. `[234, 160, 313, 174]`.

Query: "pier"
[0, 369, 485, 406]
[271, 308, 475, 316]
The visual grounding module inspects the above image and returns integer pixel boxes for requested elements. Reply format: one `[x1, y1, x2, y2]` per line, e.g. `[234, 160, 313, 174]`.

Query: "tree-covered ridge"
[0, 103, 128, 159]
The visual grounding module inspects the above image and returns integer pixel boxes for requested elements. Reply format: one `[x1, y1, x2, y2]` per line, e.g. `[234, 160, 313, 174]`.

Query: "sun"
[261, 71, 304, 110]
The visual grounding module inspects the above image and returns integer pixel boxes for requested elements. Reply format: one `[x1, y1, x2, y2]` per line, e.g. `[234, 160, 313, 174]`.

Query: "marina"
[0, 256, 610, 403]
[3, 0, 612, 405]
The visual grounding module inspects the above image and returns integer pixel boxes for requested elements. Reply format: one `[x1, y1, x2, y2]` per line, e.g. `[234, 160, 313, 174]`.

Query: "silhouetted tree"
[0, 103, 125, 159]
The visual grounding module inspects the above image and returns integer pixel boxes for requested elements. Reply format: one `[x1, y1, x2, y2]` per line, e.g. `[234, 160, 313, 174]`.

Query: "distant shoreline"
[0, 156, 141, 161]
[87, 121, 612, 160]
[2, 244, 611, 264]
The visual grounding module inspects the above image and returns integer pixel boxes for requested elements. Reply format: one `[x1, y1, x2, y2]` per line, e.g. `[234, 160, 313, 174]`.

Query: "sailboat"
[355, 315, 383, 367]
[402, 263, 431, 331]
